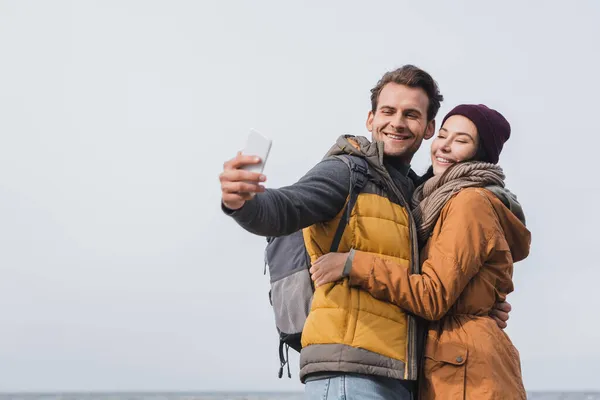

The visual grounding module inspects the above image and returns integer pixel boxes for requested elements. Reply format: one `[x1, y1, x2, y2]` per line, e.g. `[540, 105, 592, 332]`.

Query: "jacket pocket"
[422, 340, 468, 399]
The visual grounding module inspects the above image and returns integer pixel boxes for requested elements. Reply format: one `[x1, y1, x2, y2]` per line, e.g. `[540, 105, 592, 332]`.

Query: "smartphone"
[241, 129, 272, 174]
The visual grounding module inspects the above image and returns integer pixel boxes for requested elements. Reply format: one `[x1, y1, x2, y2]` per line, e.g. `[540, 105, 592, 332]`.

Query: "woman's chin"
[432, 164, 450, 176]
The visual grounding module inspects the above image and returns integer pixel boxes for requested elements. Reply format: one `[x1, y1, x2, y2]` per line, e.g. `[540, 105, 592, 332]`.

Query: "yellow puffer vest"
[298, 136, 420, 382]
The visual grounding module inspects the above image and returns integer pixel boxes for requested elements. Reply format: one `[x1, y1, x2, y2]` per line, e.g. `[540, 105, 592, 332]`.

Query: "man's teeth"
[388, 134, 407, 140]
[436, 157, 453, 163]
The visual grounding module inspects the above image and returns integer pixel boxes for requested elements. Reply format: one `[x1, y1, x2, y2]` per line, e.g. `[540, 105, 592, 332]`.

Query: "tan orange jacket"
[348, 187, 531, 399]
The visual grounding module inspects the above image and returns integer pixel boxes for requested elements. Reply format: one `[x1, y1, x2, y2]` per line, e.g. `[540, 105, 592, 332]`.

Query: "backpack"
[264, 154, 370, 378]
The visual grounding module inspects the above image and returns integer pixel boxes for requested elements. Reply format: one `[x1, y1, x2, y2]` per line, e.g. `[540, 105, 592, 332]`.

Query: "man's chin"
[383, 145, 411, 158]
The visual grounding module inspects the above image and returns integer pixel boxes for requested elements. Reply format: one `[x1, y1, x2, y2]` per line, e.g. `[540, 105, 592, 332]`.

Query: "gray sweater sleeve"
[222, 157, 350, 237]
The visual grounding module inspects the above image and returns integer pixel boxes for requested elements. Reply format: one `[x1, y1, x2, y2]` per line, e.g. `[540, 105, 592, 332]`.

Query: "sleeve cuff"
[347, 250, 373, 287]
[342, 249, 356, 277]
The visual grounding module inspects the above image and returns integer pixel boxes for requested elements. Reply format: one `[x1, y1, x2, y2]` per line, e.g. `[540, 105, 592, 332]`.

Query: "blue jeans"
[304, 374, 414, 400]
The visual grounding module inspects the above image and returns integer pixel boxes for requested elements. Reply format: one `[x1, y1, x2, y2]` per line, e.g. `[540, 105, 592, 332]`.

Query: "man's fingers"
[491, 316, 508, 329]
[223, 154, 262, 170]
[310, 268, 323, 282]
[491, 309, 510, 322]
[222, 189, 260, 203]
[221, 181, 265, 195]
[495, 301, 512, 313]
[220, 169, 266, 184]
[223, 192, 258, 203]
[316, 273, 334, 287]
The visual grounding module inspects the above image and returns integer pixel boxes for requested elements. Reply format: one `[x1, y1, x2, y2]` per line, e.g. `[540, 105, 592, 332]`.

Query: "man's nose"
[391, 115, 407, 130]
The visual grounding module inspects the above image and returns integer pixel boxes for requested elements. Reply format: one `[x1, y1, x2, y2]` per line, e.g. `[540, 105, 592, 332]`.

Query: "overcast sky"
[1, 0, 599, 393]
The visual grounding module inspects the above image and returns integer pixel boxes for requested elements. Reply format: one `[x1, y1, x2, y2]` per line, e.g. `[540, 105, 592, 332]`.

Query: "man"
[219, 65, 510, 399]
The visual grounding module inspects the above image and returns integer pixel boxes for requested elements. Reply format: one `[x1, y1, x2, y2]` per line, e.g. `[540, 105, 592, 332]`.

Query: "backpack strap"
[330, 155, 369, 252]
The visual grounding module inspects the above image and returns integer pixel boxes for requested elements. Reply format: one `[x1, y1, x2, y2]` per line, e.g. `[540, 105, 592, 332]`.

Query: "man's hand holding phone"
[220, 129, 272, 211]
[220, 153, 266, 210]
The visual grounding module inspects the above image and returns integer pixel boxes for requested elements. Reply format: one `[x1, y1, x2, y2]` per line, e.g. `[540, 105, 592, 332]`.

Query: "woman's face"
[431, 115, 480, 175]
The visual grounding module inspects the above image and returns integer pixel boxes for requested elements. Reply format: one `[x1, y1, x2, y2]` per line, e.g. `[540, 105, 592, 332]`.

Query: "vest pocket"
[423, 340, 468, 399]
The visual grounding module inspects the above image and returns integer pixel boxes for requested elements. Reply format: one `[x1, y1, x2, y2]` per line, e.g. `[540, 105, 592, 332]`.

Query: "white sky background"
[0, 0, 599, 393]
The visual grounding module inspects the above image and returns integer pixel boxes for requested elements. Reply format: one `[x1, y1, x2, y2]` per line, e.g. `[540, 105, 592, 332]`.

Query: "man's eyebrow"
[380, 105, 396, 111]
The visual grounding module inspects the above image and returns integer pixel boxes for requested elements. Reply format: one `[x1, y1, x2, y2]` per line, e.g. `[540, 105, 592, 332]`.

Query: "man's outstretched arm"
[220, 153, 350, 237]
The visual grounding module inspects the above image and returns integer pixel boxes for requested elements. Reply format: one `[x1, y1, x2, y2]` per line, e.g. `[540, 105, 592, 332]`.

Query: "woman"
[309, 104, 531, 399]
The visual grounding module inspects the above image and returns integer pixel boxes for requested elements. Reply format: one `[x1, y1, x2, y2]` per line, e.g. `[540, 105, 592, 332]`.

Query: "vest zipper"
[379, 170, 420, 381]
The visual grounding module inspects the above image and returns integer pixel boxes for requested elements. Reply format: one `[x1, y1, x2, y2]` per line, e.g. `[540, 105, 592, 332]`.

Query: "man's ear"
[424, 119, 436, 140]
[366, 111, 374, 132]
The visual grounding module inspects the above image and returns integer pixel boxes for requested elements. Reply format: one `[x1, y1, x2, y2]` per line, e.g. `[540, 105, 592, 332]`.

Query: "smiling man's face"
[366, 82, 435, 163]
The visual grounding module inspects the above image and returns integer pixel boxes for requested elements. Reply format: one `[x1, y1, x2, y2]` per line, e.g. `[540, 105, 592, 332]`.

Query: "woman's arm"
[348, 189, 502, 320]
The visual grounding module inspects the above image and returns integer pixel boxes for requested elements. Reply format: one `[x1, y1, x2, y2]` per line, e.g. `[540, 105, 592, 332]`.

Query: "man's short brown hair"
[370, 65, 443, 121]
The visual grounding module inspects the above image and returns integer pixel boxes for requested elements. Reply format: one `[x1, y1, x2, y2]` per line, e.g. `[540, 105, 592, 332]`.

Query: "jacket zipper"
[380, 170, 420, 381]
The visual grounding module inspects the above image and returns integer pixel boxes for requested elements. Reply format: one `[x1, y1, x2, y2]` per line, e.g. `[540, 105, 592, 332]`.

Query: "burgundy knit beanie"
[441, 104, 511, 164]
